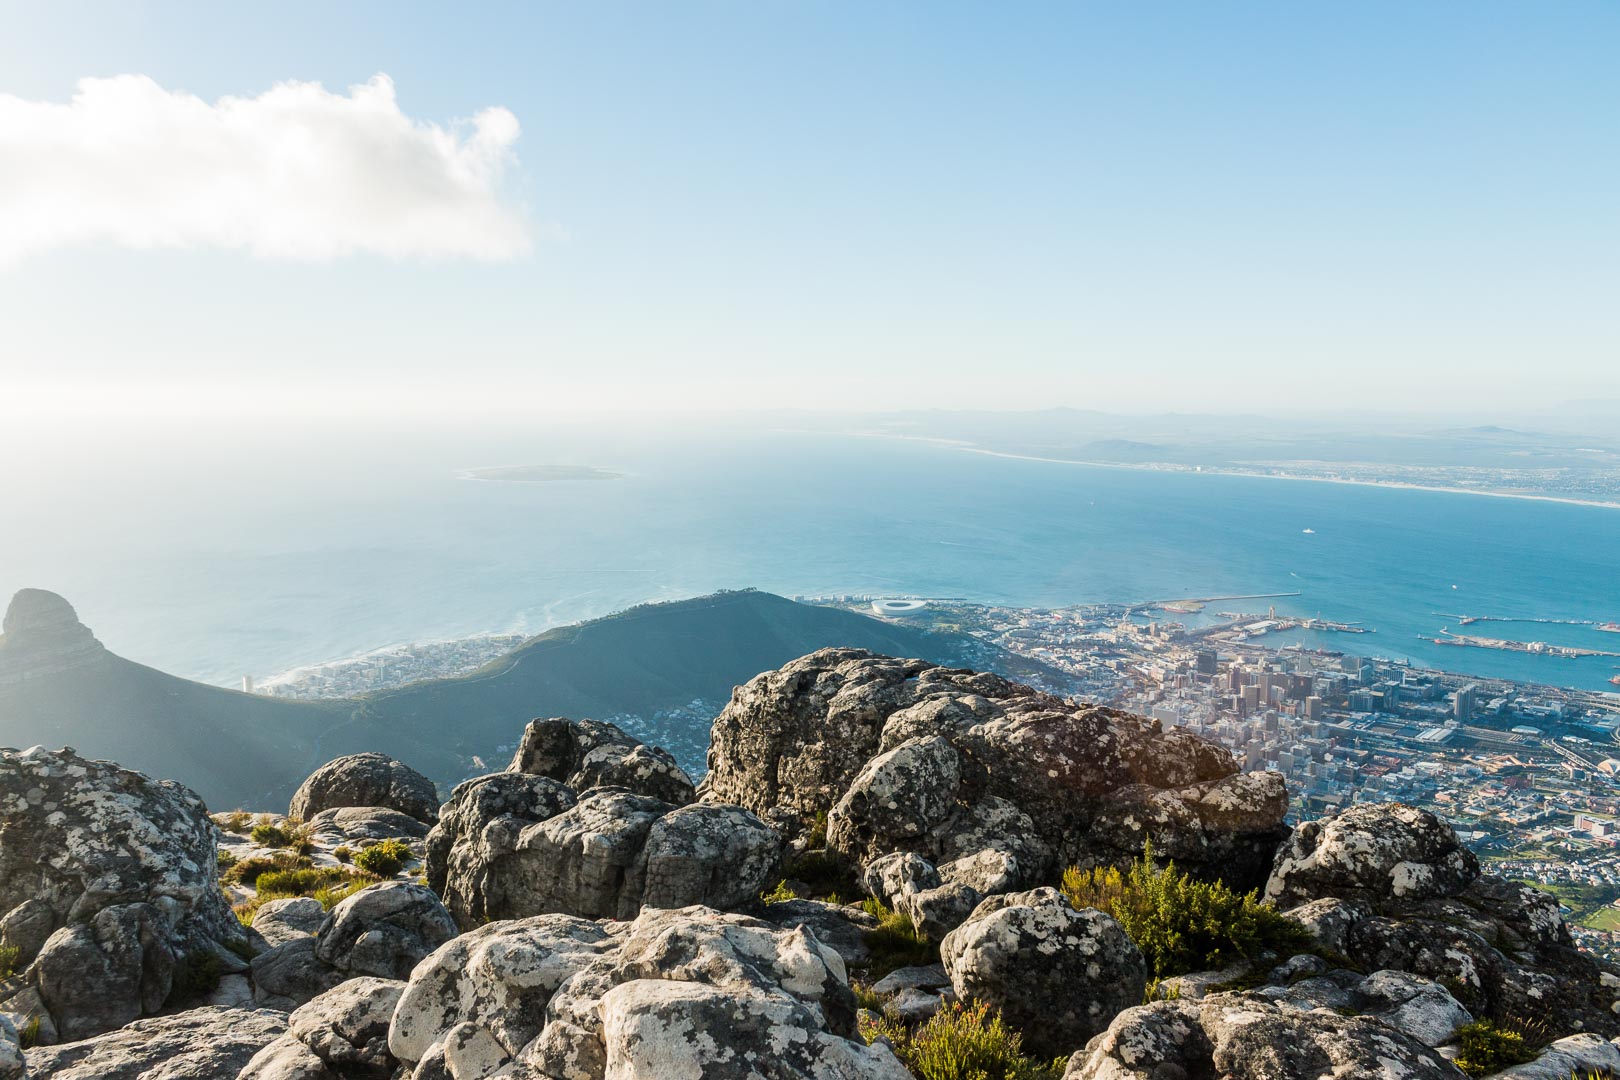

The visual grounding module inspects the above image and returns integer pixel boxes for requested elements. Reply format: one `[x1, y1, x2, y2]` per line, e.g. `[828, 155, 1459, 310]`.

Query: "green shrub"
[0, 944, 20, 979]
[219, 810, 253, 833]
[806, 810, 829, 849]
[865, 1000, 1063, 1080]
[216, 849, 237, 871]
[313, 879, 374, 910]
[17, 1016, 41, 1050]
[1060, 842, 1310, 978]
[860, 898, 937, 980]
[249, 818, 314, 853]
[761, 879, 800, 904]
[353, 838, 412, 877]
[332, 846, 353, 863]
[222, 851, 309, 887]
[1451, 1021, 1537, 1077]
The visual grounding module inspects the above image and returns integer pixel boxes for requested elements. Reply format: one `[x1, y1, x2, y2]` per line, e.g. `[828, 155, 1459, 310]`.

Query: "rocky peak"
[0, 589, 105, 682]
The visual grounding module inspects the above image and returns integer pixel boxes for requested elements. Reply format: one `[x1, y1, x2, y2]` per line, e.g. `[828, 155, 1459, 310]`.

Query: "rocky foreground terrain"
[0, 648, 1617, 1078]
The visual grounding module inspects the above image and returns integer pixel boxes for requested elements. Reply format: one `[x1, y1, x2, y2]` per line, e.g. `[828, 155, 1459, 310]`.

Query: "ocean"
[5, 416, 1619, 692]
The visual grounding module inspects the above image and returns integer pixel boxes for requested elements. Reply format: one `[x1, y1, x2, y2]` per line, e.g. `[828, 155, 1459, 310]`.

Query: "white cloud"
[0, 73, 530, 263]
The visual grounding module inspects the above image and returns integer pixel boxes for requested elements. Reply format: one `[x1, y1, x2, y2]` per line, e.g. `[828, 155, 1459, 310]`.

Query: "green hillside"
[0, 589, 1072, 810]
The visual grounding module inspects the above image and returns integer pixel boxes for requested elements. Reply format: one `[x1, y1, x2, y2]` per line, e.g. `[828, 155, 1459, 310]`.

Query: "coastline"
[852, 433, 1620, 512]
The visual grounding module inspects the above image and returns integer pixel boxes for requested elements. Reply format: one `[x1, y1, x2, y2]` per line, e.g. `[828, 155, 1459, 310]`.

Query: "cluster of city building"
[250, 633, 529, 698]
[844, 597, 1620, 961]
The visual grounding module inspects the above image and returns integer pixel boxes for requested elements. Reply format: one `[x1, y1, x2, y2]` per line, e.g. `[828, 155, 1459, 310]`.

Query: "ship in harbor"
[1600, 622, 1620, 634]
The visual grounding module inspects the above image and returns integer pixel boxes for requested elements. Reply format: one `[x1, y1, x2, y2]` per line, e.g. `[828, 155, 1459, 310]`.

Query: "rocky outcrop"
[0, 590, 105, 686]
[390, 904, 908, 1079]
[289, 753, 440, 825]
[1266, 802, 1479, 907]
[702, 649, 1288, 902]
[23, 1006, 287, 1079]
[1267, 803, 1620, 1036]
[307, 806, 430, 845]
[1065, 995, 1467, 1080]
[251, 884, 456, 1011]
[0, 746, 249, 1042]
[940, 887, 1146, 1059]
[426, 723, 778, 929]
[509, 716, 698, 805]
[240, 977, 405, 1079]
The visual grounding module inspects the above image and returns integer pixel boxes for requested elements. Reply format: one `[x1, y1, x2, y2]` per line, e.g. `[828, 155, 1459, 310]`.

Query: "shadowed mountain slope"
[0, 588, 1071, 810]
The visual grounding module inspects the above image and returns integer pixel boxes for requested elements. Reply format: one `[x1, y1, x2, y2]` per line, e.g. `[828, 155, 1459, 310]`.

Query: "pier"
[1424, 630, 1620, 659]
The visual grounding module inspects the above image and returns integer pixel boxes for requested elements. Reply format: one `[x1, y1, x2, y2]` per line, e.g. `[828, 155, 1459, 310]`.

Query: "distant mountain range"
[0, 587, 1073, 810]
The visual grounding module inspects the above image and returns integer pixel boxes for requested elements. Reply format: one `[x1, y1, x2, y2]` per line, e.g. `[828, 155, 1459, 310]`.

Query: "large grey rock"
[509, 717, 696, 805]
[1250, 967, 1472, 1047]
[252, 897, 327, 949]
[1494, 1033, 1620, 1079]
[701, 649, 1288, 892]
[289, 753, 439, 824]
[307, 806, 429, 844]
[424, 771, 577, 928]
[1066, 995, 1467, 1080]
[23, 1006, 287, 1079]
[0, 746, 247, 1042]
[760, 899, 880, 968]
[0, 1015, 20, 1080]
[1266, 803, 1479, 908]
[636, 803, 782, 911]
[391, 904, 909, 1079]
[283, 976, 403, 1074]
[941, 886, 1146, 1059]
[312, 883, 457, 981]
[251, 938, 347, 1011]
[431, 781, 779, 927]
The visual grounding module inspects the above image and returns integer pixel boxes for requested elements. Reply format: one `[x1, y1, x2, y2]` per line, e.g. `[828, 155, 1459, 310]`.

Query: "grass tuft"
[863, 1000, 1064, 1080]
[352, 838, 412, 878]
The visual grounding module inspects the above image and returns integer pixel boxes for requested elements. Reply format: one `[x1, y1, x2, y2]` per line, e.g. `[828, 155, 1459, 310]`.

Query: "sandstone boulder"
[391, 904, 908, 1079]
[702, 649, 1287, 892]
[1266, 803, 1479, 907]
[241, 976, 405, 1079]
[1066, 995, 1467, 1080]
[941, 887, 1146, 1059]
[508, 717, 696, 805]
[0, 746, 248, 1042]
[23, 1006, 287, 1080]
[289, 753, 439, 825]
[307, 806, 429, 845]
[251, 897, 327, 949]
[312, 883, 457, 981]
[428, 776, 778, 929]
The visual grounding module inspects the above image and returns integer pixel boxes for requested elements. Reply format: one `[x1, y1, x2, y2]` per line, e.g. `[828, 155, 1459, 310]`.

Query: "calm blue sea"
[5, 418, 1619, 692]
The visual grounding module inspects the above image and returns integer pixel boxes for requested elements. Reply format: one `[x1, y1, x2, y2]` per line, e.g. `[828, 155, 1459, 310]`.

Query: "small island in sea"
[461, 464, 624, 483]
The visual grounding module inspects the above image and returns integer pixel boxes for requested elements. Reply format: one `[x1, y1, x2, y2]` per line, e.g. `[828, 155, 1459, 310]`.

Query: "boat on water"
[1611, 674, 1620, 687]
[1302, 528, 1315, 534]
[1600, 622, 1620, 634]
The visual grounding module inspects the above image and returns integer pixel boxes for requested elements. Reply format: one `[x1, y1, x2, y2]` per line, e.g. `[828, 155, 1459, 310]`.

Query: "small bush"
[1060, 842, 1310, 978]
[761, 879, 800, 904]
[806, 810, 829, 849]
[17, 1015, 41, 1050]
[861, 898, 937, 979]
[216, 849, 238, 872]
[865, 1000, 1063, 1080]
[332, 846, 353, 863]
[219, 810, 253, 833]
[313, 879, 374, 910]
[1451, 1021, 1537, 1076]
[353, 838, 412, 878]
[222, 851, 309, 888]
[249, 818, 314, 854]
[0, 944, 20, 979]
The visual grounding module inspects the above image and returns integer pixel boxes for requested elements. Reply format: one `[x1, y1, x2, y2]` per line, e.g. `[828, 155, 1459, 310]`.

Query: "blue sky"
[2, 2, 1616, 415]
